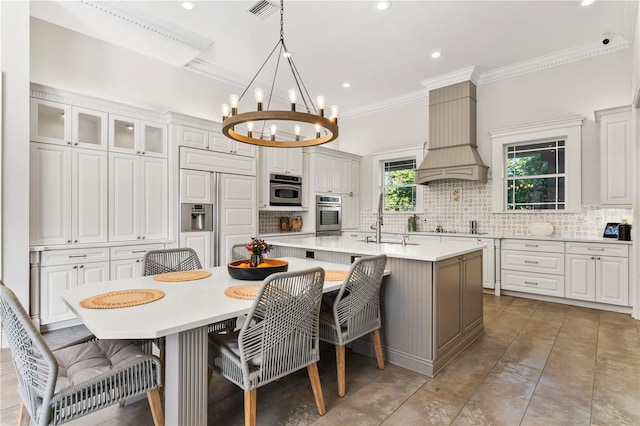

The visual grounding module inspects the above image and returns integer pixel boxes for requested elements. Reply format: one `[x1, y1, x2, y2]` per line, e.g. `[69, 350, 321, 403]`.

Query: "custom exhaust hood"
[416, 81, 488, 184]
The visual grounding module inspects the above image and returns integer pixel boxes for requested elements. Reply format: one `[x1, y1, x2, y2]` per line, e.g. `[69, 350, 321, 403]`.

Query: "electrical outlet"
[422, 218, 428, 223]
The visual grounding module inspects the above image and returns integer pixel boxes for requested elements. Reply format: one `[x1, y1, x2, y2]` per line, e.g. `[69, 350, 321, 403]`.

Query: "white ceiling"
[30, 0, 637, 118]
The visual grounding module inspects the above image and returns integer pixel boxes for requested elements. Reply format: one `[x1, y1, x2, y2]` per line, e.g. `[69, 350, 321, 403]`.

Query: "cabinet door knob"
[137, 236, 141, 239]
[142, 151, 146, 155]
[73, 266, 77, 269]
[67, 142, 72, 145]
[74, 240, 78, 243]
[67, 240, 71, 243]
[79, 265, 84, 268]
[591, 256, 595, 259]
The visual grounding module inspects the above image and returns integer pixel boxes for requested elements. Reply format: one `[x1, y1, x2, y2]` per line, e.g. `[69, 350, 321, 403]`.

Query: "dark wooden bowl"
[227, 258, 289, 281]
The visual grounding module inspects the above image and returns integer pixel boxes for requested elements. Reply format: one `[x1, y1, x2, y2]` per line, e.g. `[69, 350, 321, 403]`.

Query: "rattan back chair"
[142, 248, 235, 376]
[231, 243, 248, 261]
[208, 267, 327, 426]
[0, 281, 164, 426]
[319, 254, 387, 397]
[142, 247, 202, 275]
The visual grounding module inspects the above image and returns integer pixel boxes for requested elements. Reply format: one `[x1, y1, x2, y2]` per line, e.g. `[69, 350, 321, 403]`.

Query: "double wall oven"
[316, 195, 342, 236]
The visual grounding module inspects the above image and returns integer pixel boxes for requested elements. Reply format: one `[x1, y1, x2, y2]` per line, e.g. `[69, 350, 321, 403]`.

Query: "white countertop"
[344, 229, 633, 244]
[270, 236, 485, 262]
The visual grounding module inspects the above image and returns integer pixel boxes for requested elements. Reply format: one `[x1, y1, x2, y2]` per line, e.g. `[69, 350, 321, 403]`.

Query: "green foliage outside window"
[383, 160, 416, 212]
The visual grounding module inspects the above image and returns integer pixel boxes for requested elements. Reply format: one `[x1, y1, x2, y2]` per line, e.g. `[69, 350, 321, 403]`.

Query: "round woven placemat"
[80, 289, 165, 309]
[325, 270, 348, 281]
[153, 270, 212, 282]
[224, 284, 262, 300]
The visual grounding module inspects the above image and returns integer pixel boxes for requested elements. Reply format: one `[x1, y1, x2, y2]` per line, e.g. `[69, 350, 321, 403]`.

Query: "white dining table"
[62, 257, 352, 426]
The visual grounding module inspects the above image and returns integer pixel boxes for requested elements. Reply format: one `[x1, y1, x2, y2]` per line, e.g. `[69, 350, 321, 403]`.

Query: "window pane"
[384, 186, 416, 212]
[383, 157, 417, 212]
[504, 139, 566, 210]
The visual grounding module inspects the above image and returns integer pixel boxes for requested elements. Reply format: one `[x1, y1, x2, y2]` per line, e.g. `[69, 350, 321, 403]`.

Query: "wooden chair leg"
[207, 366, 214, 389]
[336, 345, 346, 397]
[307, 363, 326, 415]
[147, 388, 165, 426]
[159, 348, 166, 398]
[18, 403, 30, 426]
[372, 329, 385, 369]
[244, 389, 257, 426]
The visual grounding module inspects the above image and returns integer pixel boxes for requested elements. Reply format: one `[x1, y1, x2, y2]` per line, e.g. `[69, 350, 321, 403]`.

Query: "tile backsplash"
[360, 178, 633, 239]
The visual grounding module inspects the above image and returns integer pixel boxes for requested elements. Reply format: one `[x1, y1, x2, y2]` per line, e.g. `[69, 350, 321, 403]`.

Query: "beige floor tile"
[520, 381, 591, 426]
[381, 387, 462, 426]
[452, 360, 541, 426]
[502, 334, 555, 370]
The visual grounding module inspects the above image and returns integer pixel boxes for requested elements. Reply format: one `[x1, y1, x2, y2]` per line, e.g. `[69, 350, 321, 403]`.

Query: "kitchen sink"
[357, 239, 420, 246]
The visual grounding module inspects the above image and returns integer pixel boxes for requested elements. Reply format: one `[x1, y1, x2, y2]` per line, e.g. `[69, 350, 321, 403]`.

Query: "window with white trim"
[383, 158, 417, 212]
[506, 139, 565, 210]
[370, 145, 424, 213]
[490, 116, 583, 212]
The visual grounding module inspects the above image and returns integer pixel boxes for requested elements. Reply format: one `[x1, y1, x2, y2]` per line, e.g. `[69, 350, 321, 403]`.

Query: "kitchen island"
[268, 236, 486, 377]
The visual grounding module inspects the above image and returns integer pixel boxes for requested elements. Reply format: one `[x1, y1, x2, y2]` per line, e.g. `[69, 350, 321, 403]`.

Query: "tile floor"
[1, 294, 639, 425]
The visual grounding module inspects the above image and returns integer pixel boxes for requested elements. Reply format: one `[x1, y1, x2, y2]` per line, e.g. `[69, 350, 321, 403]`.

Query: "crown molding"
[341, 90, 428, 120]
[80, 0, 212, 53]
[477, 39, 630, 86]
[419, 66, 480, 91]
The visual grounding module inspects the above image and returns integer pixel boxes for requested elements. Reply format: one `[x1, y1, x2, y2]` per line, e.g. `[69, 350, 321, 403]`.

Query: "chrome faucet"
[401, 223, 409, 246]
[369, 193, 384, 244]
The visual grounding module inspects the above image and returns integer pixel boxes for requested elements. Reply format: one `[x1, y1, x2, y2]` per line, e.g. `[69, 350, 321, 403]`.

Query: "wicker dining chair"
[142, 247, 203, 275]
[0, 281, 164, 426]
[141, 248, 236, 372]
[231, 243, 249, 261]
[208, 267, 327, 426]
[319, 254, 387, 397]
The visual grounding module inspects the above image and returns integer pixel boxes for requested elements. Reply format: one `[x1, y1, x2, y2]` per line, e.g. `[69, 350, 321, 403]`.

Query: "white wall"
[1, 2, 31, 311]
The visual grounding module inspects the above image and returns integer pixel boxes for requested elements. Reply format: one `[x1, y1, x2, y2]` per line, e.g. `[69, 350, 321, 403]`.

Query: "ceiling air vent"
[248, 0, 278, 20]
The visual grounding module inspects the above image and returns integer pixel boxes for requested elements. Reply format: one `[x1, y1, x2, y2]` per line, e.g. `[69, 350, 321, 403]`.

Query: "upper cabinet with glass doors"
[31, 99, 107, 150]
[109, 114, 167, 158]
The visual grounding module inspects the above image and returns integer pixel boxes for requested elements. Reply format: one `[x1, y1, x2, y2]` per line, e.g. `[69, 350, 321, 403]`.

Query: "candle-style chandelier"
[221, 0, 338, 147]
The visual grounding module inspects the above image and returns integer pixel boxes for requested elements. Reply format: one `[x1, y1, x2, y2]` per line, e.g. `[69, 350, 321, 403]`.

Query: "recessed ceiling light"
[342, 82, 351, 88]
[182, 2, 196, 11]
[377, 1, 391, 11]
[431, 51, 442, 59]
[580, 0, 595, 6]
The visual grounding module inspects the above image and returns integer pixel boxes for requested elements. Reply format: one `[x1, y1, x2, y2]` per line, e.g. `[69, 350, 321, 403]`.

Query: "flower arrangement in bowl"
[245, 237, 271, 267]
[227, 237, 288, 281]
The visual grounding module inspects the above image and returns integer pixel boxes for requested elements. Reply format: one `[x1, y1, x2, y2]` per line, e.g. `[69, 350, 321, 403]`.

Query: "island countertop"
[268, 235, 485, 262]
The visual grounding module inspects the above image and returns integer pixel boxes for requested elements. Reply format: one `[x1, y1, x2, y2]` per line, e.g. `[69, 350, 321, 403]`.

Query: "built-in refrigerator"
[179, 169, 257, 267]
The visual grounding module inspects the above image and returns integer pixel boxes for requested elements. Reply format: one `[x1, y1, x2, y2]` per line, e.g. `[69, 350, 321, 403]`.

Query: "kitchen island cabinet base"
[270, 245, 484, 377]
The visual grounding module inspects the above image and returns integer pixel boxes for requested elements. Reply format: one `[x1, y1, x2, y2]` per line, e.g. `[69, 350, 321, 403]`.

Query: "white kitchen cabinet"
[595, 106, 632, 205]
[31, 99, 107, 150]
[30, 143, 107, 246]
[342, 159, 359, 196]
[264, 147, 303, 176]
[218, 174, 258, 266]
[39, 247, 110, 325]
[109, 114, 167, 158]
[341, 194, 359, 230]
[501, 239, 565, 297]
[109, 153, 168, 242]
[565, 242, 629, 306]
[176, 125, 209, 149]
[209, 131, 256, 157]
[180, 169, 212, 204]
[441, 236, 495, 289]
[109, 243, 165, 280]
[315, 154, 343, 193]
[180, 232, 212, 268]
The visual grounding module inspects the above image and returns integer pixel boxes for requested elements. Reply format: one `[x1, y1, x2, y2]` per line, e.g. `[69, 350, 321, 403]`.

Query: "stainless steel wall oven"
[270, 174, 302, 207]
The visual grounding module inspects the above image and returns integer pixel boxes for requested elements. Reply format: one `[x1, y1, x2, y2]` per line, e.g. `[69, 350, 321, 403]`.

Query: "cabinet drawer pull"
[68, 255, 88, 258]
[131, 250, 147, 253]
[524, 281, 539, 285]
[524, 260, 538, 264]
[587, 247, 605, 251]
[524, 244, 539, 248]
